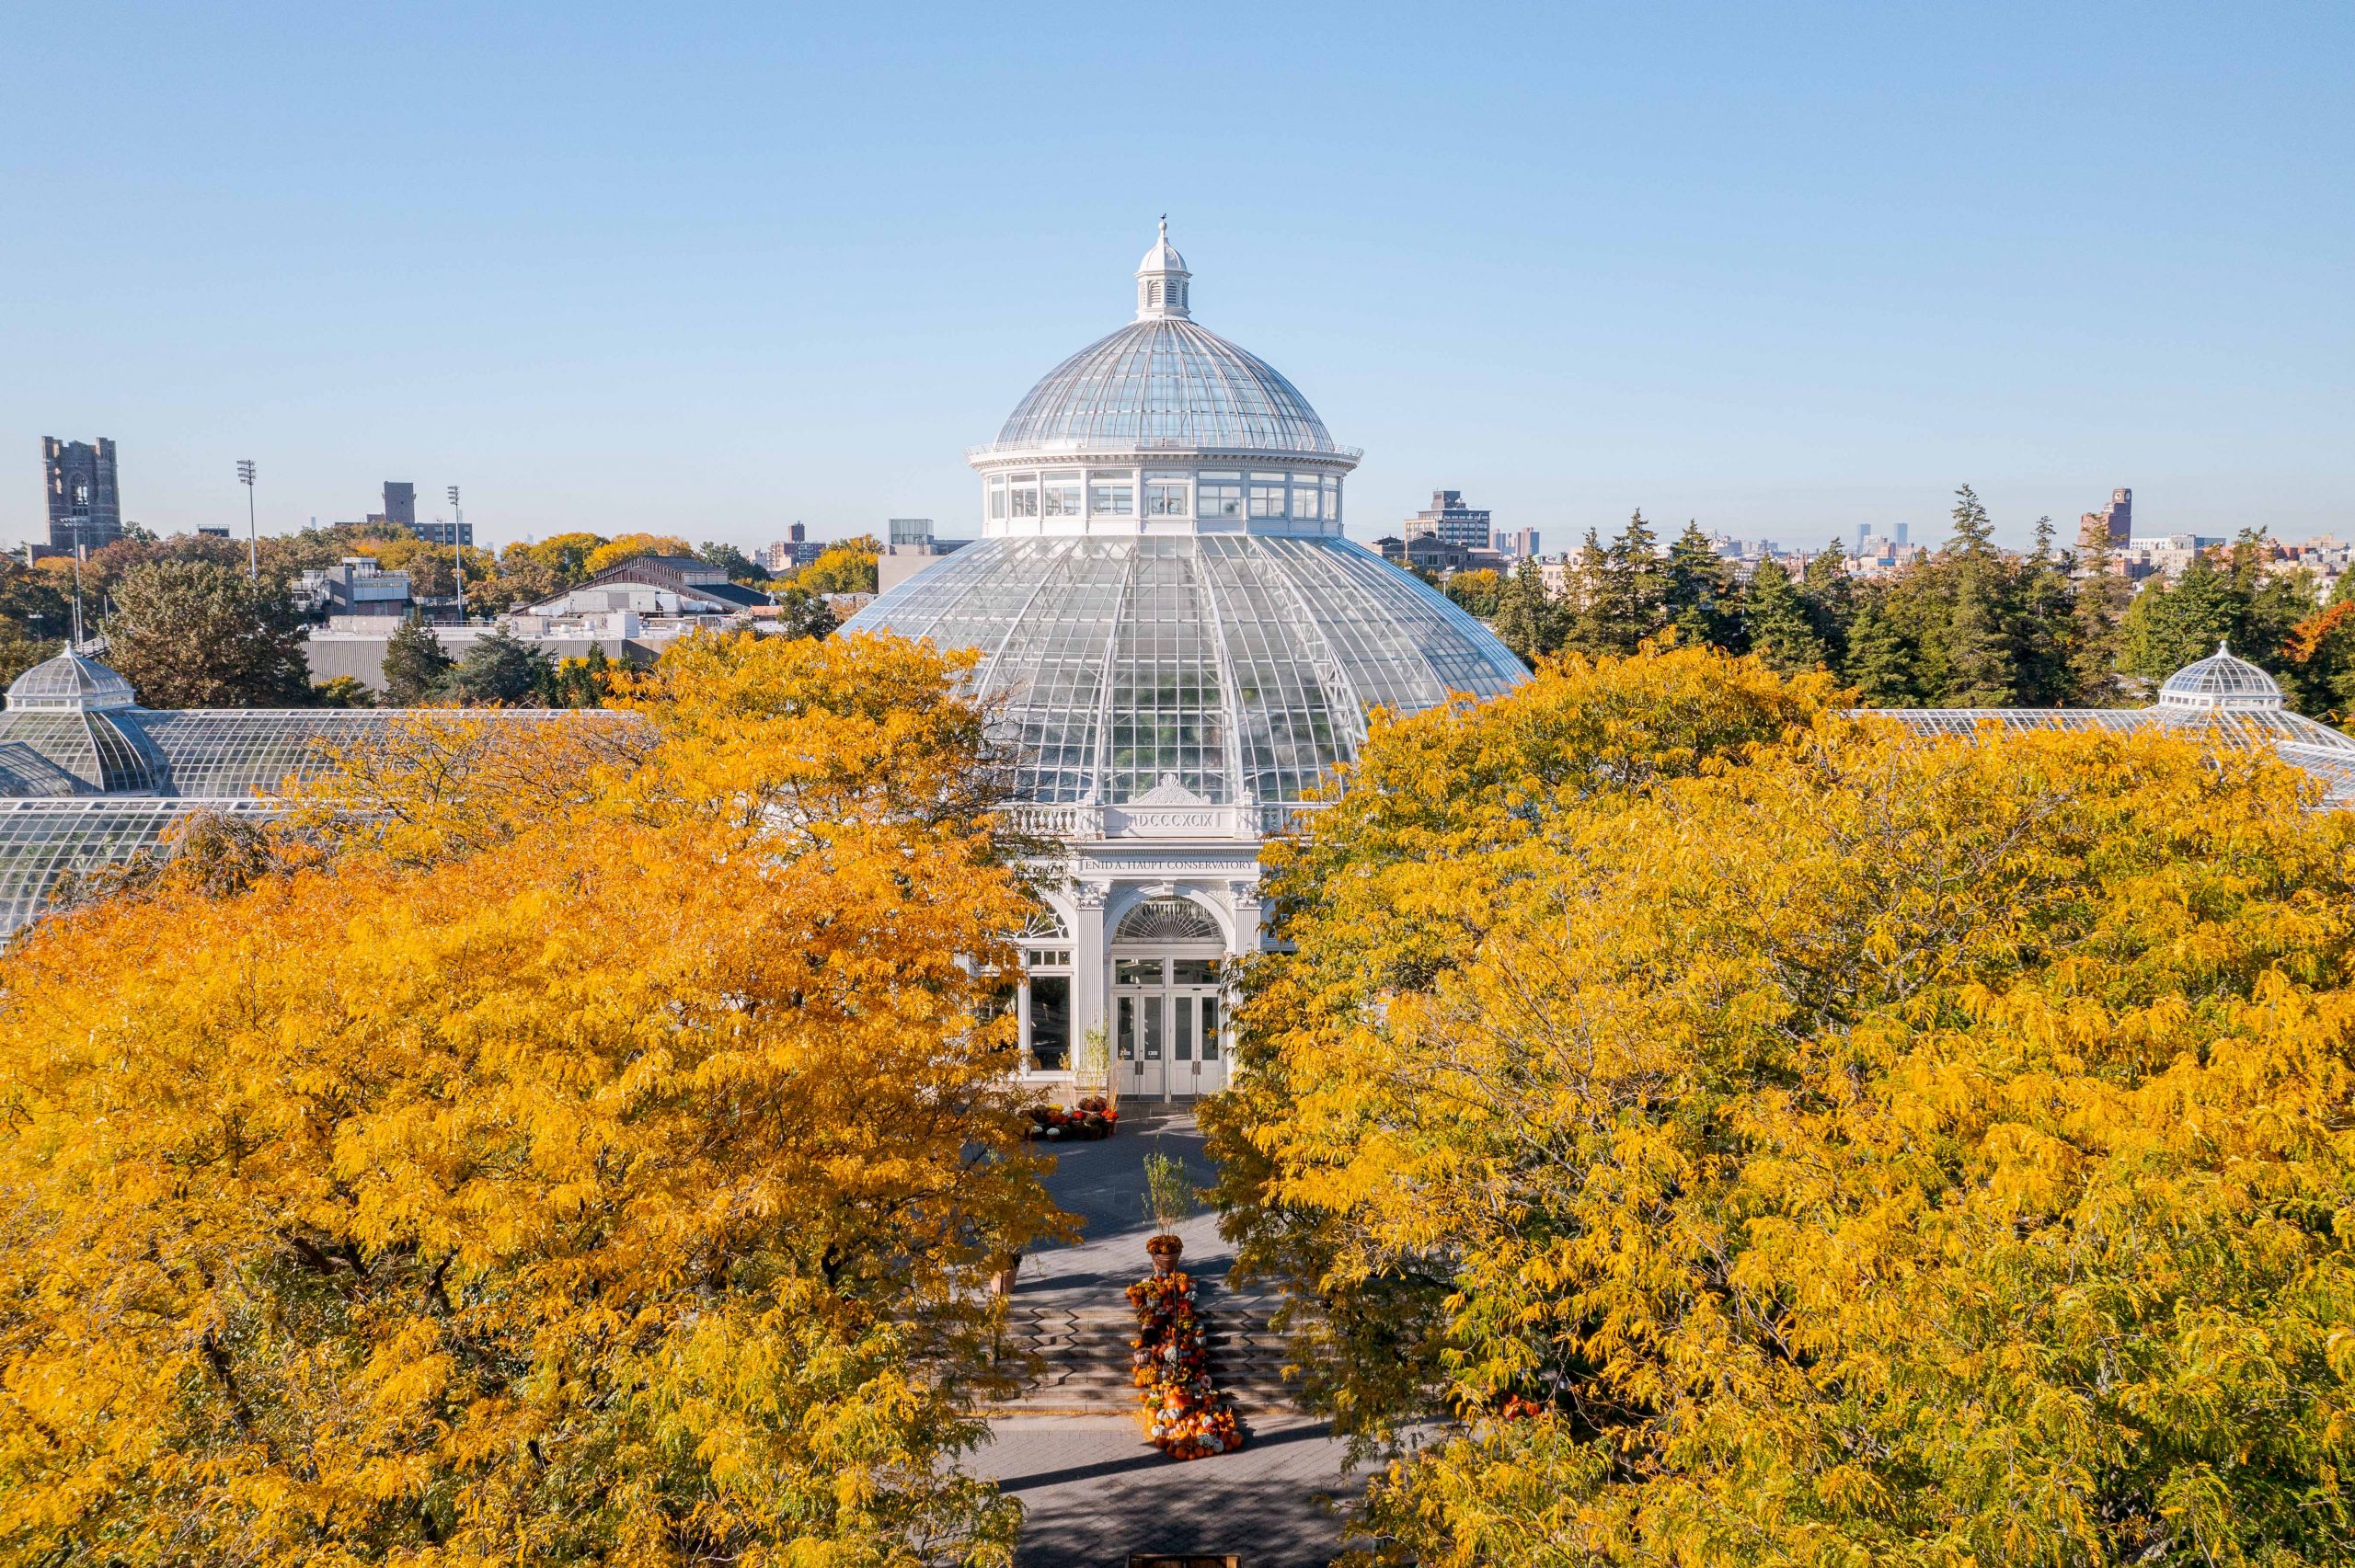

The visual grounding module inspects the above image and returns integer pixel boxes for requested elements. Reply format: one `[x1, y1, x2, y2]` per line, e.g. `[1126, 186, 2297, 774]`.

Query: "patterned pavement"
[970, 1113, 1370, 1568]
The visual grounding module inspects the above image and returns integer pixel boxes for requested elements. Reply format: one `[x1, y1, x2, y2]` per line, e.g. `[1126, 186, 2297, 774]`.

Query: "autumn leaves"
[1206, 643, 2355, 1565]
[0, 632, 1066, 1565]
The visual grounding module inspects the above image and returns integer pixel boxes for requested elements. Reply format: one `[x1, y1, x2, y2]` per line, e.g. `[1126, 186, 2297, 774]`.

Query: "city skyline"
[5, 3, 2349, 552]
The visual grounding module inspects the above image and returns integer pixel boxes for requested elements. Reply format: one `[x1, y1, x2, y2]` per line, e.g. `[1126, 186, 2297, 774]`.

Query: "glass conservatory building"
[0, 651, 413, 933]
[1873, 643, 2355, 802]
[845, 223, 1530, 1101]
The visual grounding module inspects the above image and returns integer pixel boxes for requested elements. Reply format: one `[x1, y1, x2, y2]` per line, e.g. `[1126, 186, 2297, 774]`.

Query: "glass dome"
[2158, 641, 2283, 709]
[989, 317, 1344, 456]
[6, 650, 137, 713]
[843, 534, 1528, 806]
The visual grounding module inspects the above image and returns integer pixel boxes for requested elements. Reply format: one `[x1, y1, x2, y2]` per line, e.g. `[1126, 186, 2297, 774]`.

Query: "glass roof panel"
[993, 318, 1341, 454]
[841, 535, 1531, 804]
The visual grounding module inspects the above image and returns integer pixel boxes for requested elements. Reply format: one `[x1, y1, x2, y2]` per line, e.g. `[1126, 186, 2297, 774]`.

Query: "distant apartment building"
[1846, 535, 1931, 578]
[2114, 532, 2225, 585]
[1376, 534, 1509, 576]
[410, 519, 474, 547]
[760, 522, 824, 574]
[42, 437, 122, 555]
[2083, 487, 2132, 546]
[1493, 526, 1541, 561]
[360, 482, 470, 545]
[1402, 489, 1493, 550]
[877, 517, 975, 595]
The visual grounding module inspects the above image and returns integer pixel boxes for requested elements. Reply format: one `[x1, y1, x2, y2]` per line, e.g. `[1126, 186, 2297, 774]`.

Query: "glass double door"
[1112, 955, 1226, 1101]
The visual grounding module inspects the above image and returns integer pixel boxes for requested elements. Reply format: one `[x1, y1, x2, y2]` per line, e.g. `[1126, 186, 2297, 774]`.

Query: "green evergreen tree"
[1743, 559, 1829, 675]
[775, 586, 839, 640]
[1491, 557, 1560, 669]
[1841, 594, 1918, 706]
[2068, 514, 2133, 705]
[382, 612, 455, 705]
[2223, 529, 2315, 672]
[1557, 530, 1618, 658]
[448, 629, 557, 706]
[1947, 483, 1998, 557]
[1939, 573, 2021, 706]
[1662, 522, 1742, 651]
[1931, 485, 2024, 706]
[2014, 515, 2076, 704]
[1592, 509, 1667, 652]
[1801, 544, 1855, 667]
[310, 675, 377, 709]
[553, 642, 614, 708]
[2120, 550, 2238, 684]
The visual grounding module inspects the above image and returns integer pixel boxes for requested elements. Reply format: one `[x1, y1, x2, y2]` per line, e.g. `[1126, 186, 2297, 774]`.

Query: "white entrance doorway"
[1109, 897, 1231, 1103]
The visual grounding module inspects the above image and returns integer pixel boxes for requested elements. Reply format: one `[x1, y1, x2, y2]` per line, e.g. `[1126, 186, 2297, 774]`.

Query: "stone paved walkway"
[969, 1112, 1369, 1568]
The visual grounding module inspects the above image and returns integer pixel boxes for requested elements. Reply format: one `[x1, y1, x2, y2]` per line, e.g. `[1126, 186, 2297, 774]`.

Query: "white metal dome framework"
[6, 649, 138, 713]
[850, 223, 1526, 834]
[2159, 641, 2284, 710]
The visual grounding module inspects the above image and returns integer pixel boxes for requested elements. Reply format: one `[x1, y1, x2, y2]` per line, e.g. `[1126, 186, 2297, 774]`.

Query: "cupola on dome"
[2158, 642, 2284, 710]
[6, 649, 138, 713]
[979, 220, 1347, 459]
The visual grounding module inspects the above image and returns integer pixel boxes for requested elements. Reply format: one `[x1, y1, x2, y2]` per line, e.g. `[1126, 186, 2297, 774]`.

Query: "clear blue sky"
[5, 1, 2349, 555]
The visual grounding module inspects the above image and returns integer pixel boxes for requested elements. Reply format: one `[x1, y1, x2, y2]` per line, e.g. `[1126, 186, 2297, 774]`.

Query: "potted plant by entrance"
[1126, 1149, 1244, 1459]
[1075, 1021, 1114, 1109]
[1142, 1150, 1194, 1270]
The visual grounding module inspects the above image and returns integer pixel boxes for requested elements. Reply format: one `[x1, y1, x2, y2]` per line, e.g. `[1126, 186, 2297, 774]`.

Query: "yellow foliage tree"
[788, 539, 882, 598]
[357, 532, 499, 600]
[0, 630, 1068, 1564]
[1207, 643, 2355, 1565]
[581, 532, 695, 577]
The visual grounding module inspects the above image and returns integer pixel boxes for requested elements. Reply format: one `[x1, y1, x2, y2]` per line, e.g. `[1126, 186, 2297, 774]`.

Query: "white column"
[1072, 880, 1109, 1074]
[1226, 876, 1264, 956]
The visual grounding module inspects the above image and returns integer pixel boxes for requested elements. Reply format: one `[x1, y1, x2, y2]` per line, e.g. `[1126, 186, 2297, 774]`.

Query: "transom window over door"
[1115, 897, 1223, 943]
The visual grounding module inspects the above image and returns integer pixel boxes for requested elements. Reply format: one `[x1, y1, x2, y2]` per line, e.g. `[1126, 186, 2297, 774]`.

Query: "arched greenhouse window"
[1115, 897, 1222, 943]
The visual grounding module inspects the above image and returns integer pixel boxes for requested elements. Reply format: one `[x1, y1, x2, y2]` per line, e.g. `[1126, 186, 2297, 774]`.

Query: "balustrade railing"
[995, 798, 1331, 842]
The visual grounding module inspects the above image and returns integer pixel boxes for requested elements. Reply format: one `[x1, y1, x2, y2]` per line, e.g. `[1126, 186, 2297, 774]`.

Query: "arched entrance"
[1109, 895, 1230, 1103]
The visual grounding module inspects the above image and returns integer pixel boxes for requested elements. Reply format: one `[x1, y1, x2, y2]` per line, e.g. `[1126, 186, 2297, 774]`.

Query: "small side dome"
[6, 649, 138, 713]
[2158, 640, 2283, 710]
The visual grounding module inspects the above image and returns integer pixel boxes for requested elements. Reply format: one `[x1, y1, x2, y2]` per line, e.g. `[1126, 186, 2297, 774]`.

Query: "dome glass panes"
[2159, 645, 2284, 708]
[843, 535, 1529, 806]
[6, 651, 136, 712]
[993, 319, 1343, 454]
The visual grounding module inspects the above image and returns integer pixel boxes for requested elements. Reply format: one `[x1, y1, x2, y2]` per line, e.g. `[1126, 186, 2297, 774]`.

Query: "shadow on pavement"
[987, 1113, 1363, 1568]
[994, 1420, 1340, 1493]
